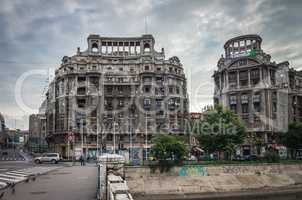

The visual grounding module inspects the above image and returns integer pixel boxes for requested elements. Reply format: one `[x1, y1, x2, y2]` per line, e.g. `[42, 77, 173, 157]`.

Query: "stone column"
[268, 68, 271, 86]
[106, 42, 108, 54]
[226, 72, 229, 89]
[123, 42, 125, 56]
[111, 41, 114, 55]
[219, 74, 222, 90]
[134, 42, 137, 55]
[244, 40, 247, 53]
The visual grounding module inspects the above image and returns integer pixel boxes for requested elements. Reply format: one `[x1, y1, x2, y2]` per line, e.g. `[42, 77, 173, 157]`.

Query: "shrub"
[265, 151, 280, 163]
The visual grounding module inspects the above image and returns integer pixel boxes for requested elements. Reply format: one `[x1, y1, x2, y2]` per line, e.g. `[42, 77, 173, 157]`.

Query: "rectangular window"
[239, 71, 248, 87]
[176, 87, 180, 94]
[239, 60, 247, 66]
[143, 76, 152, 82]
[117, 77, 124, 83]
[228, 72, 237, 88]
[118, 99, 124, 107]
[242, 104, 249, 113]
[230, 104, 237, 113]
[78, 76, 86, 83]
[253, 94, 261, 112]
[229, 95, 237, 105]
[144, 98, 151, 106]
[156, 99, 162, 107]
[144, 86, 151, 93]
[241, 95, 249, 104]
[241, 95, 249, 113]
[229, 95, 237, 113]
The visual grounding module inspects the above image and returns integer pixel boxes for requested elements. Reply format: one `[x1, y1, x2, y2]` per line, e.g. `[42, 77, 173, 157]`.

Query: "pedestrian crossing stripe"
[6, 172, 29, 177]
[0, 174, 26, 180]
[0, 177, 20, 183]
[0, 181, 7, 186]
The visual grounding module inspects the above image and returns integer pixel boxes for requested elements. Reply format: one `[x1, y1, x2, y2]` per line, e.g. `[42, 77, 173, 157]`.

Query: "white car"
[34, 153, 60, 164]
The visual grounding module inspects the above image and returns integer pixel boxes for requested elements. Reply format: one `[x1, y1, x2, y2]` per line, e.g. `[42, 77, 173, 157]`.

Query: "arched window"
[91, 43, 99, 53]
[144, 43, 151, 53]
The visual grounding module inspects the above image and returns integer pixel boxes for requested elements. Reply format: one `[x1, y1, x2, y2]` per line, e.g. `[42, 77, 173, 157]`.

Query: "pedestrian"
[80, 155, 84, 166]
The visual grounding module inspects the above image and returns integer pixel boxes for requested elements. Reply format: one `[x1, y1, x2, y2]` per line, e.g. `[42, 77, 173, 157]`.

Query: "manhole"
[30, 191, 47, 195]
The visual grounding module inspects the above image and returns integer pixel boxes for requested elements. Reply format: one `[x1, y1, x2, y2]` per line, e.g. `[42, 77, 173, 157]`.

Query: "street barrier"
[97, 154, 133, 200]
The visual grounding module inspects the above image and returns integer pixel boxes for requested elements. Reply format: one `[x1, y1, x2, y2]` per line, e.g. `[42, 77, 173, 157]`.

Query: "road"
[1, 164, 98, 200]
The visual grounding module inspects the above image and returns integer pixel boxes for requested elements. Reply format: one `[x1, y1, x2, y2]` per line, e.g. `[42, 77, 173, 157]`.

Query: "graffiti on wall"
[130, 147, 141, 166]
[178, 165, 208, 176]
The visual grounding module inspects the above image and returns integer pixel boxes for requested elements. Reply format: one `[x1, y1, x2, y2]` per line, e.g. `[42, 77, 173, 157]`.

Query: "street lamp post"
[145, 115, 148, 162]
[97, 114, 99, 159]
[113, 122, 117, 154]
[127, 116, 134, 164]
[81, 119, 84, 157]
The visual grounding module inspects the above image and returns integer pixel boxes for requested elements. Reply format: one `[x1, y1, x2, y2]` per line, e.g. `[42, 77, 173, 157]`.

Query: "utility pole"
[81, 119, 84, 157]
[113, 121, 116, 154]
[97, 112, 99, 159]
[128, 116, 134, 164]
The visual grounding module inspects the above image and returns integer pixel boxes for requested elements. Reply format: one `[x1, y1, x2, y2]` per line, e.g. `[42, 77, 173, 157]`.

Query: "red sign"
[67, 131, 75, 142]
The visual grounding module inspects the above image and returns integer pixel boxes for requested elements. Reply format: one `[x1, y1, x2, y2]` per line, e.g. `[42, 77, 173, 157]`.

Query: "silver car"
[34, 153, 60, 164]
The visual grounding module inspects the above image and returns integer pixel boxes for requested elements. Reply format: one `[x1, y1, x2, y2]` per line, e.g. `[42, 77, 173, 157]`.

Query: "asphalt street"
[1, 164, 98, 200]
[0, 161, 69, 173]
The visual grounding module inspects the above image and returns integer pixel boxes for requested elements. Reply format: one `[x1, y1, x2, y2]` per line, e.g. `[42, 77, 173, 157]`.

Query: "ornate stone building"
[0, 112, 7, 149]
[45, 34, 189, 160]
[0, 112, 4, 133]
[213, 34, 302, 156]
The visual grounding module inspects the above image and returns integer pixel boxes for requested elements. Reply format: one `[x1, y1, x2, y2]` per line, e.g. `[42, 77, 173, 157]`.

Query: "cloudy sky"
[0, 0, 302, 129]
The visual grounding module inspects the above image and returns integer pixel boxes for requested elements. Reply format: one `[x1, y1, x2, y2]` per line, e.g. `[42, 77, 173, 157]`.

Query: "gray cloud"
[0, 0, 301, 129]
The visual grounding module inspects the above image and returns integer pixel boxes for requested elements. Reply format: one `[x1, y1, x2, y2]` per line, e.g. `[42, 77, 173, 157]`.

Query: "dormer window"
[145, 65, 150, 71]
[91, 43, 99, 53]
[144, 43, 151, 53]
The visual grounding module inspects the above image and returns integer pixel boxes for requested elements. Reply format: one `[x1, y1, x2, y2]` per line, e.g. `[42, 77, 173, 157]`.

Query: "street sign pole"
[97, 113, 99, 159]
[68, 140, 70, 160]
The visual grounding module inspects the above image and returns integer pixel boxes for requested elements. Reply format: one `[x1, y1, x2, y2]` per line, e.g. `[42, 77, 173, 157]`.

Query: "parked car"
[34, 153, 61, 164]
[296, 149, 302, 160]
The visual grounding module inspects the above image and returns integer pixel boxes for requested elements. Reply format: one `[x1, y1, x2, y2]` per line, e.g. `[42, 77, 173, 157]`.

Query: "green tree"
[151, 134, 187, 163]
[280, 122, 302, 159]
[193, 105, 246, 160]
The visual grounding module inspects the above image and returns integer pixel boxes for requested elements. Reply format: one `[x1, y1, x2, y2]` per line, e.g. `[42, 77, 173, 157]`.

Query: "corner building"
[213, 35, 302, 156]
[45, 34, 189, 161]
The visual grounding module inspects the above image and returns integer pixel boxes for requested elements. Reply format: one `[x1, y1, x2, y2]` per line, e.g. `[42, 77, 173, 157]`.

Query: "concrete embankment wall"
[125, 164, 302, 196]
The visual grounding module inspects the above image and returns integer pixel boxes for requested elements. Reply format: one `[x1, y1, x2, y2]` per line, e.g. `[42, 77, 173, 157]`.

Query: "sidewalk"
[2, 165, 98, 200]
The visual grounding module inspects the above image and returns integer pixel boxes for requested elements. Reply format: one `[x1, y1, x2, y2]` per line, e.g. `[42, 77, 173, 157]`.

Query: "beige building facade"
[45, 34, 189, 161]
